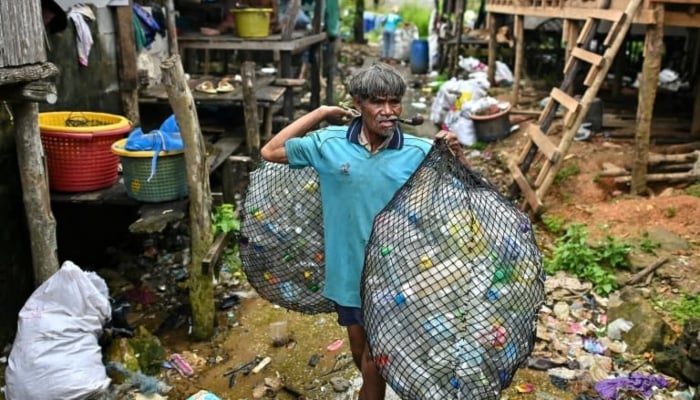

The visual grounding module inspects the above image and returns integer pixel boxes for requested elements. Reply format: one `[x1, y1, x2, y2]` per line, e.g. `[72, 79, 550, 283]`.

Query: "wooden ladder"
[507, 0, 644, 214]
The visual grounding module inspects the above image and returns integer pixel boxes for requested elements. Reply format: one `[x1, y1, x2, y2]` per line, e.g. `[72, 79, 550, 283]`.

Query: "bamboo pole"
[161, 55, 214, 341]
[13, 102, 58, 286]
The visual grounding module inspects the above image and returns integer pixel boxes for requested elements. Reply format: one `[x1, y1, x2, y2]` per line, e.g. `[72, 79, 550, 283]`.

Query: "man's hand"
[435, 130, 469, 166]
[323, 105, 357, 126]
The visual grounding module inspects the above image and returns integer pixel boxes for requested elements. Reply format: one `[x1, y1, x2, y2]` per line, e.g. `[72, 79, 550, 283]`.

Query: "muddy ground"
[2, 43, 699, 400]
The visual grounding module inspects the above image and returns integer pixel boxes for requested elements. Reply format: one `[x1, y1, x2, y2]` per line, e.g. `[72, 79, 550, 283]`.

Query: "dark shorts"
[335, 303, 364, 327]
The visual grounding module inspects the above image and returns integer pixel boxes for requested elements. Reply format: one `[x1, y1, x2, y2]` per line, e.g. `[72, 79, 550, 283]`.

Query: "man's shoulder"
[402, 134, 432, 152]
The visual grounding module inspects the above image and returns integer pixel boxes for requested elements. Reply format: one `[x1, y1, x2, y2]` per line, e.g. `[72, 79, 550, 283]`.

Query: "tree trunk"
[631, 5, 664, 195]
[161, 55, 214, 341]
[13, 102, 58, 285]
[354, 0, 365, 44]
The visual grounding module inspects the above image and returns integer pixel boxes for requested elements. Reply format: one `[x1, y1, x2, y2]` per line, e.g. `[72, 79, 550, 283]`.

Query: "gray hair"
[348, 63, 406, 101]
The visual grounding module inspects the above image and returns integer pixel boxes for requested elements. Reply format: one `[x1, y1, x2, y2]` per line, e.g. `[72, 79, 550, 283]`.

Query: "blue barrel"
[410, 39, 429, 74]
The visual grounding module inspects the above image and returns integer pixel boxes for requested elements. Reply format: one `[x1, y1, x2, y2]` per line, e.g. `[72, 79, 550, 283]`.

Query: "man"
[381, 6, 402, 61]
[260, 63, 465, 399]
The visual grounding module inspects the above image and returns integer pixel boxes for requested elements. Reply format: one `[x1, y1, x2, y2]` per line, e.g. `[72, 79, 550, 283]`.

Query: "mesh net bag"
[362, 140, 545, 400]
[240, 161, 334, 314]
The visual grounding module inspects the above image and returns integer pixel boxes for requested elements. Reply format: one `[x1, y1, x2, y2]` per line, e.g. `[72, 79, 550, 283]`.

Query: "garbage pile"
[362, 140, 546, 399]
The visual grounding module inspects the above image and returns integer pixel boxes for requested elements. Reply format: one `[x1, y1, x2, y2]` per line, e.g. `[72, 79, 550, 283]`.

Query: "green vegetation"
[664, 206, 677, 218]
[211, 203, 240, 236]
[554, 161, 580, 184]
[638, 232, 661, 254]
[545, 223, 631, 295]
[668, 293, 700, 326]
[685, 183, 700, 197]
[399, 3, 432, 38]
[210, 203, 243, 277]
[338, 1, 432, 41]
[541, 214, 566, 235]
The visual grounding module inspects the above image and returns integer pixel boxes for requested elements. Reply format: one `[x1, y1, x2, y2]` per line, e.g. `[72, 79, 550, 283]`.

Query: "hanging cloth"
[67, 5, 95, 67]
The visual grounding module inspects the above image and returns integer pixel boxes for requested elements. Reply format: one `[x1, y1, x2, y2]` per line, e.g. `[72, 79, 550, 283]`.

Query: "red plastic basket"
[39, 112, 132, 192]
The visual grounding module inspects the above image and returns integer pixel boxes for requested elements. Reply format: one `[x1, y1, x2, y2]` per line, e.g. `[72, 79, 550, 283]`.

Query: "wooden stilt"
[13, 102, 58, 286]
[242, 61, 261, 161]
[512, 15, 524, 105]
[161, 54, 215, 341]
[631, 4, 664, 195]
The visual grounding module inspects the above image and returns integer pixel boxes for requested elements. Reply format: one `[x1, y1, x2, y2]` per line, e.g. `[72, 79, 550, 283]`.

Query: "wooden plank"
[0, 0, 45, 67]
[576, 19, 595, 45]
[178, 32, 327, 54]
[508, 160, 543, 213]
[526, 124, 560, 162]
[614, 171, 700, 183]
[274, 78, 306, 87]
[202, 231, 233, 276]
[485, 5, 630, 21]
[208, 136, 244, 172]
[571, 47, 604, 67]
[603, 13, 627, 47]
[550, 87, 581, 127]
[0, 63, 59, 85]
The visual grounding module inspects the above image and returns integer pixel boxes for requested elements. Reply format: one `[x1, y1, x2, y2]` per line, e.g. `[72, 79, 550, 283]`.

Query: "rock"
[330, 376, 350, 392]
[655, 318, 700, 385]
[607, 289, 676, 353]
[646, 226, 689, 251]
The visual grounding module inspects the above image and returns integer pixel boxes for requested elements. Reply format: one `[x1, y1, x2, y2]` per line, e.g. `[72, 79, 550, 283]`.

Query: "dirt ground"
[141, 40, 700, 397]
[3, 44, 699, 400]
[152, 97, 700, 399]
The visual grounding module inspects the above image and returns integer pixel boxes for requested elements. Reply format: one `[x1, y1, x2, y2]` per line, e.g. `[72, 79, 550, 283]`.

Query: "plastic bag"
[239, 162, 334, 314]
[5, 261, 112, 400]
[362, 140, 545, 399]
[125, 114, 183, 181]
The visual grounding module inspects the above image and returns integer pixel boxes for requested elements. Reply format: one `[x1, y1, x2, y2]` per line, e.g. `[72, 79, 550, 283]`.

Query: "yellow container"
[231, 8, 272, 38]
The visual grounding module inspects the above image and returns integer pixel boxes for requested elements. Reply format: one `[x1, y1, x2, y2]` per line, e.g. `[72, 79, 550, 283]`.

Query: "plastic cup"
[269, 320, 289, 347]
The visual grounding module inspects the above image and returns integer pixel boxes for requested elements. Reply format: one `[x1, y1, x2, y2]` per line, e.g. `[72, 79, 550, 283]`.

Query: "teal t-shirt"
[383, 13, 402, 32]
[285, 121, 432, 307]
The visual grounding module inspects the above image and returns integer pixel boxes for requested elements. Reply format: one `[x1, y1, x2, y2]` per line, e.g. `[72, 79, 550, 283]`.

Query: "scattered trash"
[308, 354, 321, 367]
[326, 339, 344, 352]
[170, 353, 194, 377]
[595, 372, 668, 400]
[251, 356, 272, 374]
[186, 389, 222, 400]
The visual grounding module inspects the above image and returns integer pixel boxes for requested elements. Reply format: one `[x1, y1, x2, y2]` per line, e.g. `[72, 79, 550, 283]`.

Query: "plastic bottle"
[393, 256, 469, 305]
[439, 209, 487, 258]
[279, 281, 302, 303]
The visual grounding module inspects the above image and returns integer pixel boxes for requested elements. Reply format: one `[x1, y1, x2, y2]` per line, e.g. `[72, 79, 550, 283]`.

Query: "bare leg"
[346, 324, 386, 400]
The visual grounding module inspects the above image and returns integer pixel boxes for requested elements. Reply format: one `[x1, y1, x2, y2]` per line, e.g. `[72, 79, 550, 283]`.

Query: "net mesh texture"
[239, 161, 334, 314]
[362, 140, 545, 400]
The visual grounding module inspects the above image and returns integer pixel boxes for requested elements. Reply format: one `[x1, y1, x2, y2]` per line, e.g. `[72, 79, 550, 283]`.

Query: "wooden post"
[631, 5, 664, 195]
[161, 55, 214, 341]
[325, 39, 336, 105]
[487, 12, 497, 84]
[13, 102, 58, 286]
[242, 61, 261, 160]
[281, 0, 300, 41]
[165, 0, 179, 56]
[692, 67, 700, 136]
[512, 15, 524, 106]
[115, 1, 140, 126]
[449, 0, 466, 78]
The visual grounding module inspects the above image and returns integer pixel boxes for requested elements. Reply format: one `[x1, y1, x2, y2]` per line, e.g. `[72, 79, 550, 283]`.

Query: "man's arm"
[260, 105, 353, 164]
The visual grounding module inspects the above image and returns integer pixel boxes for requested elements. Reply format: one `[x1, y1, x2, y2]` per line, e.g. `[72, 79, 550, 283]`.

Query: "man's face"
[354, 95, 403, 138]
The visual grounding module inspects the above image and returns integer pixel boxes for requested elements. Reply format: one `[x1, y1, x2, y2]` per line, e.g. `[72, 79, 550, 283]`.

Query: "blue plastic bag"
[125, 114, 183, 181]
